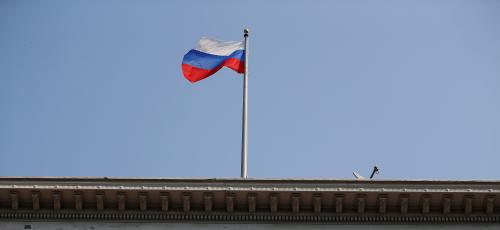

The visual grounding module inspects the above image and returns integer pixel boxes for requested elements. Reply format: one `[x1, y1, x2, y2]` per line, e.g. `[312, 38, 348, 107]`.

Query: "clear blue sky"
[1, 0, 499, 179]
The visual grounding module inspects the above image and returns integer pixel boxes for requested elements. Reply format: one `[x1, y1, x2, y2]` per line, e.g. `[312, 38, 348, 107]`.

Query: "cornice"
[1, 177, 499, 192]
[0, 177, 499, 223]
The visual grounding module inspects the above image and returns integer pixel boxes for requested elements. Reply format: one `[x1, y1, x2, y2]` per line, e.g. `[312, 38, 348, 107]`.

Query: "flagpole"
[241, 28, 249, 179]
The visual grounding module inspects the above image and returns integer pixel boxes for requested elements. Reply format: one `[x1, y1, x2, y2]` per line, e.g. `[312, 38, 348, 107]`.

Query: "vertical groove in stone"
[270, 193, 279, 213]
[291, 194, 300, 213]
[248, 193, 256, 213]
[10, 192, 18, 210]
[335, 194, 344, 214]
[183, 193, 191, 212]
[52, 192, 61, 211]
[313, 194, 322, 213]
[96, 193, 104, 211]
[443, 195, 451, 214]
[421, 195, 430, 214]
[225, 193, 234, 213]
[378, 195, 387, 214]
[204, 193, 213, 212]
[357, 194, 366, 214]
[399, 195, 409, 215]
[139, 193, 147, 211]
[32, 192, 40, 210]
[73, 193, 82, 211]
[117, 193, 126, 211]
[160, 193, 169, 212]
[485, 196, 495, 214]
[464, 195, 473, 214]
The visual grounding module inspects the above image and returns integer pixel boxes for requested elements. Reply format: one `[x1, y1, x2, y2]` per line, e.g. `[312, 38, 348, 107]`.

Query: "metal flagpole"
[241, 28, 249, 178]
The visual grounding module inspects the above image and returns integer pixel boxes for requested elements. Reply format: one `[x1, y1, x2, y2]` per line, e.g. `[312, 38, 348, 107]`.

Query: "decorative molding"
[313, 194, 322, 213]
[32, 192, 40, 210]
[204, 193, 213, 212]
[464, 195, 473, 214]
[10, 192, 18, 210]
[291, 194, 300, 213]
[270, 193, 279, 213]
[421, 194, 430, 214]
[52, 192, 61, 211]
[2, 178, 500, 193]
[139, 193, 148, 211]
[399, 195, 409, 214]
[160, 193, 169, 212]
[0, 211, 498, 223]
[378, 195, 387, 214]
[486, 196, 495, 214]
[73, 193, 82, 211]
[356, 194, 366, 214]
[443, 195, 451, 214]
[182, 193, 191, 212]
[225, 193, 234, 213]
[96, 193, 104, 211]
[335, 194, 344, 214]
[247, 193, 256, 213]
[117, 193, 126, 212]
[0, 178, 499, 223]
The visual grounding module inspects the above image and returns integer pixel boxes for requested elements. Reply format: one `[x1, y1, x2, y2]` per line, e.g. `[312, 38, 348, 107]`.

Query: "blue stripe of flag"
[182, 49, 245, 70]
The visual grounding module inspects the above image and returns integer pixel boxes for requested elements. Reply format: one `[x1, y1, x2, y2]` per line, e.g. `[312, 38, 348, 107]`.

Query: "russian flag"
[182, 37, 245, 83]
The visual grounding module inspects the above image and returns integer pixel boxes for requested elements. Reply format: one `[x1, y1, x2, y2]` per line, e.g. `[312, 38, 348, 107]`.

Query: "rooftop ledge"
[1, 176, 499, 193]
[0, 177, 499, 223]
[1, 176, 500, 183]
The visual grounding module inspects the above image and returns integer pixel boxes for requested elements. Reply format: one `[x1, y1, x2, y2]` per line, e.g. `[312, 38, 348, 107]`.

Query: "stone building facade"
[0, 177, 499, 229]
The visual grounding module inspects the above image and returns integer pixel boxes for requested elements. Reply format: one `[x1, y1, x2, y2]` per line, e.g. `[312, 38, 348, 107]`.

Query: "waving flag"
[182, 29, 251, 179]
[181, 37, 245, 83]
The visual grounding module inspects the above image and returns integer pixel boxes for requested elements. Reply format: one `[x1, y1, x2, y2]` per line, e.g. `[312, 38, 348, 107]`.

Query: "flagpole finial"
[244, 28, 249, 37]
